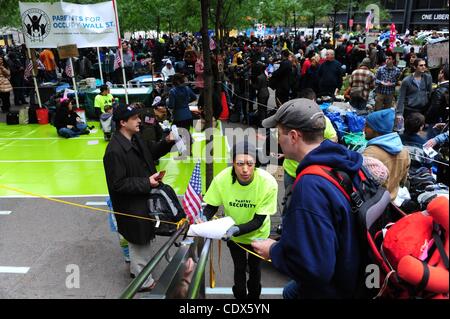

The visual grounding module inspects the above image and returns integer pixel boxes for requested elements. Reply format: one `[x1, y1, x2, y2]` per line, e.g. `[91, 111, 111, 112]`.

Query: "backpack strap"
[432, 222, 449, 270]
[294, 165, 365, 211]
[294, 165, 352, 202]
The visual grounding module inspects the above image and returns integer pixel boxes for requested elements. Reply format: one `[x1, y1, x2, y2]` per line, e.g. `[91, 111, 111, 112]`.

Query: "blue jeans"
[283, 280, 300, 299]
[58, 123, 88, 138]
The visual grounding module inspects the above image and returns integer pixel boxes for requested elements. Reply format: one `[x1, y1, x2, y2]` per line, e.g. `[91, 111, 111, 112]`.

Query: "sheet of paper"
[171, 125, 187, 153]
[423, 146, 438, 158]
[187, 216, 235, 239]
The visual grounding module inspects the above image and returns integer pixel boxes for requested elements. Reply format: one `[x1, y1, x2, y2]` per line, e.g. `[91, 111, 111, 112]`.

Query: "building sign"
[412, 11, 449, 24]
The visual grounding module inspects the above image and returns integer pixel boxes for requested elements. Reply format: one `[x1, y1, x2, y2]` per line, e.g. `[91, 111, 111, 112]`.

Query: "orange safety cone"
[219, 91, 229, 121]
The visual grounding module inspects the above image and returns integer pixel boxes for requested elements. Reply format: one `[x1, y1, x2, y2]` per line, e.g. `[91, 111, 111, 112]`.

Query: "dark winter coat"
[103, 131, 174, 244]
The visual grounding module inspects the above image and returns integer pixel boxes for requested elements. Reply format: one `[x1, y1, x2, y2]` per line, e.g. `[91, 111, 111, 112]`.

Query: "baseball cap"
[113, 104, 142, 122]
[262, 98, 325, 131]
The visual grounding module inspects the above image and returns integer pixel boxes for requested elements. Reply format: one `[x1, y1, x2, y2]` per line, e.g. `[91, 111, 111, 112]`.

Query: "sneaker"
[137, 281, 157, 293]
[424, 183, 449, 192]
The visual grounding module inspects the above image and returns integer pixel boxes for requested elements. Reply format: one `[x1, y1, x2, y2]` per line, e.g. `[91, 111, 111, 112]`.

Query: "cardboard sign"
[57, 44, 79, 59]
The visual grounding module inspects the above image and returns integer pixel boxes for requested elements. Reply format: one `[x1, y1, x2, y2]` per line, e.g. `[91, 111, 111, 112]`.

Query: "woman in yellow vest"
[203, 141, 278, 299]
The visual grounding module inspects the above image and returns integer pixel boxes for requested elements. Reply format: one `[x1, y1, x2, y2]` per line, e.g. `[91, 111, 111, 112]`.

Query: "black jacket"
[271, 59, 291, 93]
[54, 107, 79, 130]
[318, 60, 343, 96]
[426, 81, 449, 124]
[103, 131, 174, 244]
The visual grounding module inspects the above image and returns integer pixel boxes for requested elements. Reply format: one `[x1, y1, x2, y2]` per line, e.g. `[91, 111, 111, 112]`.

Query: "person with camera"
[270, 49, 292, 106]
[103, 103, 175, 292]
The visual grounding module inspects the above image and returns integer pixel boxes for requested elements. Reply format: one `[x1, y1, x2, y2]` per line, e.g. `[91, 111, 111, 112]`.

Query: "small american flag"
[113, 50, 121, 71]
[65, 59, 74, 78]
[365, 10, 374, 33]
[182, 161, 204, 224]
[24, 60, 33, 80]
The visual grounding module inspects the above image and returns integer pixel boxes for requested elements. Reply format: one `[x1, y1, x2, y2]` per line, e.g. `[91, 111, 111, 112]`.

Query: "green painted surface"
[0, 122, 229, 197]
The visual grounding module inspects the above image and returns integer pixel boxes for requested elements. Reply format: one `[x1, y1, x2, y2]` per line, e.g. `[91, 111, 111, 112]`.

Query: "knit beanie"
[366, 108, 395, 134]
[363, 156, 389, 185]
[232, 140, 257, 162]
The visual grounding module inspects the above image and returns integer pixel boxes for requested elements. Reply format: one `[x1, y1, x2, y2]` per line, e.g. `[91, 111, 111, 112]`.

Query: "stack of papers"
[187, 216, 235, 239]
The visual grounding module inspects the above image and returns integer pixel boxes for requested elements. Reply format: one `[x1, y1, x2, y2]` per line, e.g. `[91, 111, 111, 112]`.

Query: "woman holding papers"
[202, 141, 278, 299]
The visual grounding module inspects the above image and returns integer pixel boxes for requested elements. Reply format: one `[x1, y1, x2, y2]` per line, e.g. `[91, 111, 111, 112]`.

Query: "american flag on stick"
[113, 50, 121, 71]
[182, 161, 204, 224]
[65, 59, 74, 78]
[24, 60, 33, 80]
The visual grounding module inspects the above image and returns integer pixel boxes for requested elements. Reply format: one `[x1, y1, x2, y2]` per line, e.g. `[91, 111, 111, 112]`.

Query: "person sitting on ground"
[363, 108, 410, 199]
[54, 98, 90, 138]
[95, 84, 114, 113]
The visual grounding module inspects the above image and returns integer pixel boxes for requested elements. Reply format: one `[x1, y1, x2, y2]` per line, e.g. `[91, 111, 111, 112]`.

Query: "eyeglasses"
[418, 64, 426, 67]
[235, 161, 255, 168]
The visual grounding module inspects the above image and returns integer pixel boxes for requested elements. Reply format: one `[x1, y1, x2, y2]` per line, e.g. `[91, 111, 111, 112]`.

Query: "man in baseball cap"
[262, 98, 326, 132]
[104, 102, 175, 291]
[253, 98, 364, 299]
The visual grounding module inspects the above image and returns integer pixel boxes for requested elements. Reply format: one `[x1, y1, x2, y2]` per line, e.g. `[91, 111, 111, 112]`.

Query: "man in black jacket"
[271, 49, 292, 106]
[426, 64, 449, 139]
[317, 50, 343, 98]
[103, 103, 175, 291]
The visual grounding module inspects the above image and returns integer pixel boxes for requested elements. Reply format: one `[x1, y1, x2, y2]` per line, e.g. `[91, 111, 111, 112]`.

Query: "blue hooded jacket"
[366, 132, 403, 155]
[270, 140, 363, 298]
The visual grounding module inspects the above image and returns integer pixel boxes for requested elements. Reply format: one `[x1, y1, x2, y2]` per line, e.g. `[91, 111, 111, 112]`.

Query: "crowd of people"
[1, 27, 449, 299]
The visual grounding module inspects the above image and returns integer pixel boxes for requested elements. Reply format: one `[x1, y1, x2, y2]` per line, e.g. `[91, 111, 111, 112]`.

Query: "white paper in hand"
[187, 216, 235, 239]
[171, 125, 187, 154]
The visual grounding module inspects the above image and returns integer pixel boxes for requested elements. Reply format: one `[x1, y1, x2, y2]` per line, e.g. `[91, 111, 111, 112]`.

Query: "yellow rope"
[209, 239, 216, 288]
[235, 242, 272, 262]
[0, 184, 179, 225]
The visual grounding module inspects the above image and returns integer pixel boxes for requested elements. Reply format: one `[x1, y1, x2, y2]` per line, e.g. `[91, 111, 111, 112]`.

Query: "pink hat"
[363, 156, 389, 185]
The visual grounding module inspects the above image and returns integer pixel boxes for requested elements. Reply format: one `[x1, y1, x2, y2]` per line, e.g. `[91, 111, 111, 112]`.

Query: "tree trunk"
[201, 0, 214, 189]
[312, 15, 315, 39]
[332, 7, 337, 48]
[157, 15, 160, 39]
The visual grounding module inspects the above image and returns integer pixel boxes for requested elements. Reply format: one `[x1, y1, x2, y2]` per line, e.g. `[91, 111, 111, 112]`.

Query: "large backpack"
[294, 165, 400, 298]
[147, 183, 186, 236]
[294, 165, 449, 299]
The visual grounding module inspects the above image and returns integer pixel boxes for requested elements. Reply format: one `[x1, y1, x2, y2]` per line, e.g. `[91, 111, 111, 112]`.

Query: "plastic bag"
[325, 111, 347, 138]
[346, 112, 366, 133]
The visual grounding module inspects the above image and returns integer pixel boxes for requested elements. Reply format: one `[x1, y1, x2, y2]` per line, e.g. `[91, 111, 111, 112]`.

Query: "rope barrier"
[0, 184, 180, 226]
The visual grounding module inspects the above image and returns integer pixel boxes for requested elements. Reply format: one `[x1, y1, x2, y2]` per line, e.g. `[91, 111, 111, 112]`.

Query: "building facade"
[336, 0, 449, 33]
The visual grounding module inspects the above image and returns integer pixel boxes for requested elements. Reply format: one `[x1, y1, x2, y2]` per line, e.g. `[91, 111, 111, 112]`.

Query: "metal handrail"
[119, 221, 188, 299]
[187, 238, 212, 299]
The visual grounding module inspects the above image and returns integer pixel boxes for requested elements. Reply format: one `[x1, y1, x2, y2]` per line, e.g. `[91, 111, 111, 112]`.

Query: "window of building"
[429, 0, 448, 8]
[396, 0, 406, 9]
[414, 0, 430, 9]
[385, 0, 396, 10]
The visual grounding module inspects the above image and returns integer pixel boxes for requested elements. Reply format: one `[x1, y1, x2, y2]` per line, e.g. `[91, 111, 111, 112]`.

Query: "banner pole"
[112, 0, 128, 104]
[69, 57, 80, 109]
[27, 47, 42, 108]
[97, 47, 104, 84]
